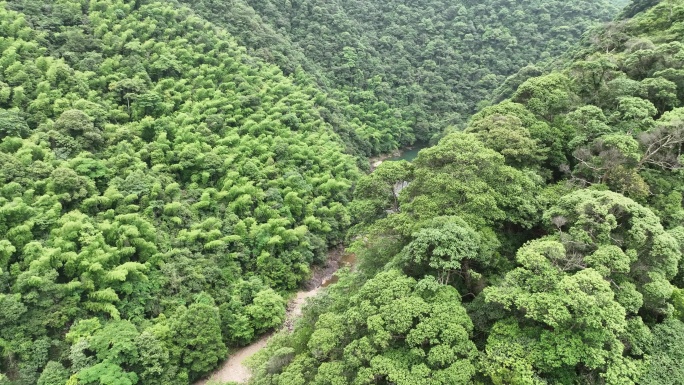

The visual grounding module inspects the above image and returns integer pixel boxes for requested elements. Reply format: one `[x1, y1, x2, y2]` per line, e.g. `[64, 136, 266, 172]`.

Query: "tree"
[350, 160, 413, 224]
[642, 76, 679, 114]
[37, 361, 69, 385]
[133, 331, 171, 385]
[48, 166, 94, 203]
[637, 109, 684, 171]
[400, 133, 541, 229]
[74, 361, 139, 385]
[89, 321, 140, 367]
[0, 109, 29, 138]
[641, 318, 684, 385]
[544, 190, 681, 315]
[483, 239, 640, 384]
[470, 101, 566, 170]
[170, 300, 227, 381]
[465, 114, 547, 168]
[513, 73, 576, 121]
[53, 109, 103, 150]
[245, 288, 286, 334]
[251, 270, 478, 385]
[610, 97, 657, 134]
[394, 216, 499, 292]
[572, 133, 649, 197]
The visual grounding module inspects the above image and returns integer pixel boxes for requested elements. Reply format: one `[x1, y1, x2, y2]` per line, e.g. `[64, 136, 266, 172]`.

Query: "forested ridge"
[0, 0, 359, 383]
[250, 1, 684, 384]
[0, 0, 680, 385]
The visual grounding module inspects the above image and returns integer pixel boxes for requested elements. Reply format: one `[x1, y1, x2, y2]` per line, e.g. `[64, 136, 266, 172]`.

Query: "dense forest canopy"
[0, 0, 358, 383]
[2, 0, 682, 385]
[251, 1, 684, 385]
[178, 0, 622, 156]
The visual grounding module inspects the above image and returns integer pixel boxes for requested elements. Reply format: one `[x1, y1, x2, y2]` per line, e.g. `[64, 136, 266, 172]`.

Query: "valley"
[1, 1, 683, 385]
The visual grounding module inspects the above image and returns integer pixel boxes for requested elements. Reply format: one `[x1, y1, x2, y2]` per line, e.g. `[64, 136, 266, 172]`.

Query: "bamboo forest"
[1, 0, 684, 384]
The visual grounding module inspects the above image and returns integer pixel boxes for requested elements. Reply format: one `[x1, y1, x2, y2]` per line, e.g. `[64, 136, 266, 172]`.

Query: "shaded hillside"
[181, 0, 622, 155]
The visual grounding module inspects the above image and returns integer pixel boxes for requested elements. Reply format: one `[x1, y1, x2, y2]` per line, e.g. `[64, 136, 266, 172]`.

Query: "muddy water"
[321, 252, 357, 287]
[195, 250, 355, 385]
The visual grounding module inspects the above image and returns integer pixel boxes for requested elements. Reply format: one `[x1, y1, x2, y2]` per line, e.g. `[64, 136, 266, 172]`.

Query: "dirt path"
[195, 289, 322, 385]
[195, 335, 269, 385]
[195, 248, 353, 385]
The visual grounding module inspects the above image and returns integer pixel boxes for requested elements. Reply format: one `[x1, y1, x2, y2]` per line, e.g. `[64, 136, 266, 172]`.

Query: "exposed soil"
[303, 245, 347, 290]
[195, 336, 270, 385]
[195, 247, 354, 385]
[369, 149, 401, 171]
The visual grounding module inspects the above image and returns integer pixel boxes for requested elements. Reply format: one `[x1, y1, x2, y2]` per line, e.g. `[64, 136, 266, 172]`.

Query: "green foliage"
[0, 109, 29, 139]
[349, 160, 413, 226]
[170, 302, 227, 381]
[483, 239, 640, 384]
[465, 114, 547, 169]
[641, 318, 684, 385]
[4, 0, 684, 384]
[75, 361, 139, 385]
[545, 190, 681, 315]
[37, 362, 69, 385]
[179, 0, 619, 155]
[399, 132, 542, 229]
[246, 289, 286, 334]
[254, 2, 684, 385]
[250, 270, 478, 385]
[0, 0, 358, 383]
[393, 216, 500, 292]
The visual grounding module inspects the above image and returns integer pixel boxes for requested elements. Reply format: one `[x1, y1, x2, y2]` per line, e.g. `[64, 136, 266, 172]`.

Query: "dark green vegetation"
[179, 0, 621, 156]
[250, 1, 684, 384]
[0, 0, 671, 384]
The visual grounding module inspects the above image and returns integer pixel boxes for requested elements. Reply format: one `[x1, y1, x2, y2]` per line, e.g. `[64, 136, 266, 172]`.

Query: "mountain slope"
[0, 0, 358, 383]
[183, 0, 622, 155]
[250, 1, 684, 384]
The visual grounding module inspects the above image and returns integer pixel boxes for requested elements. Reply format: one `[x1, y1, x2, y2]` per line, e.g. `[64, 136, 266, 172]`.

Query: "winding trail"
[195, 248, 353, 385]
[196, 289, 322, 384]
[197, 144, 415, 384]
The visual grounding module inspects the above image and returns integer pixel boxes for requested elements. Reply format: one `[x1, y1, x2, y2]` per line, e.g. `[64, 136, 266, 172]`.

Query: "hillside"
[0, 0, 639, 384]
[0, 1, 358, 384]
[250, 1, 684, 384]
[180, 0, 622, 156]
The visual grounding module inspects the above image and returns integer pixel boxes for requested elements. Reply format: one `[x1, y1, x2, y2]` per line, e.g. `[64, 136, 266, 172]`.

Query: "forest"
[180, 0, 622, 156]
[250, 1, 684, 384]
[0, 0, 682, 384]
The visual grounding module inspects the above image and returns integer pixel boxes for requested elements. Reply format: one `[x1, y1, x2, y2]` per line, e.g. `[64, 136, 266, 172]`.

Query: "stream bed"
[369, 142, 429, 170]
[195, 249, 355, 385]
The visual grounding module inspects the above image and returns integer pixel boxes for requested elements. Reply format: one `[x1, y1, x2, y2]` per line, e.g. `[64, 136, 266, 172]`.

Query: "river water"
[386, 144, 427, 162]
[370, 142, 429, 170]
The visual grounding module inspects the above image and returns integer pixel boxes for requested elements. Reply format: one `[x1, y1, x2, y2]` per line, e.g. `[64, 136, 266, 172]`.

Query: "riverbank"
[195, 247, 354, 385]
[369, 149, 401, 171]
[368, 143, 429, 171]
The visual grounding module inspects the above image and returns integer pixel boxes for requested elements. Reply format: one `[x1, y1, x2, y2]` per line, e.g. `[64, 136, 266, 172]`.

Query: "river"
[386, 144, 425, 162]
[370, 142, 429, 170]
